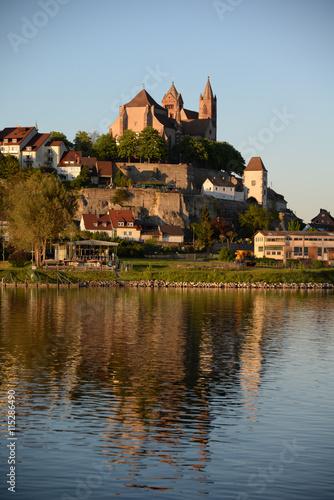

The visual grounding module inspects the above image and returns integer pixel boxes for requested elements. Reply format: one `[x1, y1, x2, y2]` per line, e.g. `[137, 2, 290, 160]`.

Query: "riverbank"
[1, 259, 334, 288]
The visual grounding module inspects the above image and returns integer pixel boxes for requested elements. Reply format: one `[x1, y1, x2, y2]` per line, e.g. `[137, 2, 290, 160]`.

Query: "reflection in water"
[0, 287, 334, 499]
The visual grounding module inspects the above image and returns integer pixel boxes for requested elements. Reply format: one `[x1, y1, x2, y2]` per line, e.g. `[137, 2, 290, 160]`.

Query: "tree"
[239, 204, 273, 237]
[288, 219, 301, 231]
[192, 204, 214, 250]
[50, 131, 73, 150]
[218, 247, 235, 262]
[5, 173, 77, 267]
[118, 129, 139, 162]
[73, 131, 93, 156]
[93, 134, 118, 160]
[0, 154, 23, 179]
[178, 136, 245, 174]
[138, 127, 168, 162]
[70, 166, 90, 189]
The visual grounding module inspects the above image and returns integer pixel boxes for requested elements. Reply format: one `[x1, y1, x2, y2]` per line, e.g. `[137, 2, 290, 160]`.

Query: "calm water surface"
[0, 287, 333, 499]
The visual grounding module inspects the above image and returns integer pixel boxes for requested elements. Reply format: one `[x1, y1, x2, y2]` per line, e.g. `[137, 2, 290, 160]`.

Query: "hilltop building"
[109, 77, 217, 150]
[243, 157, 268, 207]
[310, 209, 334, 231]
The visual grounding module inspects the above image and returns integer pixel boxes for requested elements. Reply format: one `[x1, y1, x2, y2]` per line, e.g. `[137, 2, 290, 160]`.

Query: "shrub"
[112, 189, 129, 205]
[117, 240, 145, 258]
[218, 247, 235, 262]
[8, 249, 31, 267]
[311, 260, 323, 269]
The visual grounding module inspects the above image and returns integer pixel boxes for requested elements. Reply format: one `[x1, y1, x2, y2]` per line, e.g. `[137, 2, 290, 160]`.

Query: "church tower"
[161, 81, 184, 123]
[199, 77, 217, 133]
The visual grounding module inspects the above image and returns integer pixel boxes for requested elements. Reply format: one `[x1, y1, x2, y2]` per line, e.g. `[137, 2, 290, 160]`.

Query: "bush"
[311, 260, 323, 269]
[117, 240, 145, 258]
[218, 247, 235, 262]
[112, 189, 129, 205]
[8, 249, 31, 267]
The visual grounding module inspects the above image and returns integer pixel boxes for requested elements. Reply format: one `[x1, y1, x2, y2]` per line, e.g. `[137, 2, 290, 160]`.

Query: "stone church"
[109, 77, 217, 151]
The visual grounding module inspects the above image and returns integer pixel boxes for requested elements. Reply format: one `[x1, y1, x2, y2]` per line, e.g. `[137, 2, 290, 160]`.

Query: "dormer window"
[4, 139, 8, 143]
[127, 222, 134, 227]
[12, 139, 17, 143]
[93, 222, 98, 227]
[103, 222, 107, 227]
[118, 222, 124, 226]
[27, 147, 32, 151]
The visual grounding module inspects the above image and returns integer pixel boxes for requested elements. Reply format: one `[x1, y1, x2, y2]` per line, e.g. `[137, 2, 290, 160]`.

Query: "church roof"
[202, 77, 213, 100]
[181, 118, 212, 137]
[244, 157, 267, 172]
[165, 82, 179, 99]
[125, 89, 165, 111]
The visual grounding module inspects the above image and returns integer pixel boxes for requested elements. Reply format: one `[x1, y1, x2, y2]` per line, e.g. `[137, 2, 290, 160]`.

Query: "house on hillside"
[81, 157, 113, 186]
[254, 230, 334, 262]
[159, 225, 184, 244]
[266, 187, 287, 212]
[57, 151, 82, 180]
[310, 209, 334, 231]
[80, 209, 141, 241]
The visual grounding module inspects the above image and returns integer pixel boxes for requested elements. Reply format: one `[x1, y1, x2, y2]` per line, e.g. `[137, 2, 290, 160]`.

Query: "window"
[258, 246, 263, 252]
[304, 247, 308, 256]
[129, 231, 132, 236]
[318, 247, 322, 256]
[134, 122, 138, 126]
[123, 231, 127, 236]
[251, 180, 256, 186]
[294, 247, 303, 255]
[118, 222, 124, 226]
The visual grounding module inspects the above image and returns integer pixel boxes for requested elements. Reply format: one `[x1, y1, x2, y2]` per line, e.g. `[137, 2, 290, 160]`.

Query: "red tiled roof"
[82, 214, 113, 231]
[244, 157, 267, 172]
[59, 151, 82, 165]
[96, 161, 112, 176]
[22, 133, 50, 151]
[207, 178, 235, 188]
[0, 126, 35, 144]
[125, 89, 165, 111]
[50, 140, 64, 146]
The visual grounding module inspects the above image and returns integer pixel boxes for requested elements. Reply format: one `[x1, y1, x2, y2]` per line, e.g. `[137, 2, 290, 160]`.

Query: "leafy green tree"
[138, 127, 168, 162]
[0, 154, 23, 179]
[93, 134, 118, 160]
[118, 129, 139, 162]
[50, 131, 73, 150]
[239, 204, 273, 237]
[5, 173, 77, 267]
[73, 131, 93, 156]
[192, 204, 214, 250]
[288, 219, 301, 231]
[70, 166, 90, 189]
[218, 247, 235, 262]
[113, 170, 127, 187]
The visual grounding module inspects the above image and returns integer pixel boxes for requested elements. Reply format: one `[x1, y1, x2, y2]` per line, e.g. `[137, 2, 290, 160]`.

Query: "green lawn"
[1, 259, 334, 285]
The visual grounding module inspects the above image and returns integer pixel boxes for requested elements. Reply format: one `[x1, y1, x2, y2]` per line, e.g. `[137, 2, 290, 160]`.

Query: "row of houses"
[0, 126, 112, 184]
[80, 209, 184, 244]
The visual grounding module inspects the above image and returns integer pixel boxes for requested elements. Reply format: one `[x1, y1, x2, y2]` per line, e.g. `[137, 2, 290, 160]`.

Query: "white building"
[243, 157, 268, 207]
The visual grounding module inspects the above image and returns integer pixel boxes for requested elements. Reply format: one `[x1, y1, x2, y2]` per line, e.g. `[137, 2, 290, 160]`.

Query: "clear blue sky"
[1, 0, 333, 223]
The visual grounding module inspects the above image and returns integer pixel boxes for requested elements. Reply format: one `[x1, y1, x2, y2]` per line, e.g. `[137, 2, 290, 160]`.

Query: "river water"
[0, 286, 333, 499]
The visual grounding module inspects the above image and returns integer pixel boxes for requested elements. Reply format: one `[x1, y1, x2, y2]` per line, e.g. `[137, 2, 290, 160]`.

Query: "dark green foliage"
[192, 204, 214, 250]
[50, 131, 73, 150]
[138, 127, 168, 162]
[93, 134, 118, 160]
[118, 129, 139, 161]
[311, 259, 323, 268]
[288, 220, 301, 231]
[116, 240, 145, 257]
[178, 136, 245, 174]
[0, 154, 23, 179]
[70, 167, 90, 189]
[73, 131, 93, 156]
[239, 204, 273, 237]
[8, 249, 31, 267]
[218, 247, 235, 262]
